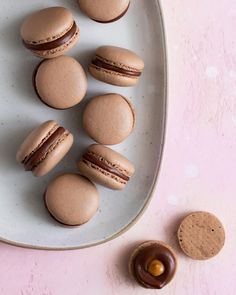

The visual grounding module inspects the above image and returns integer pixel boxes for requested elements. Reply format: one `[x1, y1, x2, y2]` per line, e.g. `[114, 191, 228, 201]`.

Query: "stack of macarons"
[16, 1, 144, 226]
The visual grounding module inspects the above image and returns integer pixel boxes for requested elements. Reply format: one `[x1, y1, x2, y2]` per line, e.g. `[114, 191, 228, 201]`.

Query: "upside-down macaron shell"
[16, 120, 73, 177]
[45, 173, 99, 226]
[78, 0, 130, 23]
[34, 56, 87, 109]
[20, 7, 80, 58]
[82, 93, 135, 145]
[89, 46, 144, 86]
[78, 144, 135, 190]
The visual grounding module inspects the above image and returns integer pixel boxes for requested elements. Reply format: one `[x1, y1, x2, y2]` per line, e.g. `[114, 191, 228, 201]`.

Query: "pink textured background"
[1, 0, 236, 294]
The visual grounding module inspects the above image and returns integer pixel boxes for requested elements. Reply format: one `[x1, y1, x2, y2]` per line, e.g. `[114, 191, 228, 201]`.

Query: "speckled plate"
[0, 0, 167, 249]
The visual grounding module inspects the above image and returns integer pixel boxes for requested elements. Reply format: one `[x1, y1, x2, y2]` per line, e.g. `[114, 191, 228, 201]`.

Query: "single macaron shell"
[89, 46, 144, 87]
[129, 241, 177, 289]
[20, 7, 80, 58]
[83, 93, 135, 145]
[78, 144, 135, 190]
[16, 120, 73, 177]
[34, 56, 87, 109]
[177, 211, 225, 260]
[78, 0, 130, 23]
[45, 173, 99, 226]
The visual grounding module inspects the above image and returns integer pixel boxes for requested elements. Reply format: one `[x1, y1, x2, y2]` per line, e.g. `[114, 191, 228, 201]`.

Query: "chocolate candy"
[129, 241, 177, 289]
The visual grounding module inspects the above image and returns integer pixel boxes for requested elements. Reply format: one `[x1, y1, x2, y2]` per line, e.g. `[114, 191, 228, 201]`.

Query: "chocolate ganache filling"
[133, 244, 176, 289]
[23, 127, 65, 171]
[91, 58, 141, 77]
[83, 152, 129, 181]
[23, 22, 77, 51]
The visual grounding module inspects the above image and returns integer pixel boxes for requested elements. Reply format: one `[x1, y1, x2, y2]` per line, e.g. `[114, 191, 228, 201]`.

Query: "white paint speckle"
[184, 164, 199, 178]
[229, 70, 236, 80]
[167, 194, 178, 205]
[193, 55, 198, 61]
[231, 115, 236, 127]
[206, 66, 218, 78]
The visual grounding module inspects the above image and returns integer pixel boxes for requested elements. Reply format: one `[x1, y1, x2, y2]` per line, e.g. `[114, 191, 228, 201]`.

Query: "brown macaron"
[34, 56, 87, 109]
[177, 211, 225, 260]
[16, 120, 73, 177]
[129, 241, 177, 289]
[78, 0, 130, 23]
[20, 7, 80, 58]
[78, 144, 135, 190]
[83, 93, 135, 145]
[45, 173, 99, 226]
[89, 45, 144, 87]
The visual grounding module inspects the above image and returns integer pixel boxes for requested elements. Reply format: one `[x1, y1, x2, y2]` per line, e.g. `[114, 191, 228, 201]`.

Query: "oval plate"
[0, 0, 167, 249]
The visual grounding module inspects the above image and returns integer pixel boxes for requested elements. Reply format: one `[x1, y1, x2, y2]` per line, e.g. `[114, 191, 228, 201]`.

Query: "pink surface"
[1, 0, 236, 294]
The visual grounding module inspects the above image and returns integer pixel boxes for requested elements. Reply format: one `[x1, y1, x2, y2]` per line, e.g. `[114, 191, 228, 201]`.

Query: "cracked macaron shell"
[45, 173, 99, 226]
[16, 120, 73, 177]
[78, 144, 135, 190]
[20, 7, 80, 58]
[34, 56, 87, 109]
[78, 0, 130, 23]
[83, 93, 136, 145]
[89, 45, 144, 86]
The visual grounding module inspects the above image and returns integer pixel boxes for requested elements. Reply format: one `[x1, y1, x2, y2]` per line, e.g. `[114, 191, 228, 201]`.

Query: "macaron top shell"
[21, 7, 74, 44]
[87, 144, 135, 176]
[45, 173, 99, 226]
[83, 93, 135, 145]
[35, 56, 87, 109]
[95, 46, 144, 71]
[78, 0, 130, 23]
[16, 120, 59, 164]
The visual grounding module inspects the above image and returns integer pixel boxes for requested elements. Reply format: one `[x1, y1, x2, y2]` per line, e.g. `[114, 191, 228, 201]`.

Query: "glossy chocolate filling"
[23, 127, 65, 171]
[23, 21, 77, 51]
[91, 2, 130, 23]
[83, 152, 129, 181]
[91, 58, 141, 77]
[133, 244, 176, 289]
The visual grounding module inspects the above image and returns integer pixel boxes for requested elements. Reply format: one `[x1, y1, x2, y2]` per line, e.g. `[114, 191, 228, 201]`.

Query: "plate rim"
[0, 0, 168, 250]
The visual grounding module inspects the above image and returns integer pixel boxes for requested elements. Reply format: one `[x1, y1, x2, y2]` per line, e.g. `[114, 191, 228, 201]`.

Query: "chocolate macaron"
[20, 7, 80, 58]
[78, 0, 130, 23]
[89, 46, 144, 86]
[34, 56, 87, 109]
[83, 93, 135, 145]
[129, 241, 177, 289]
[45, 173, 99, 226]
[16, 120, 73, 177]
[78, 144, 135, 190]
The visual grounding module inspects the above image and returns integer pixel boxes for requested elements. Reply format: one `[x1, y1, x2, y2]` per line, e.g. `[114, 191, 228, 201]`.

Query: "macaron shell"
[31, 27, 80, 59]
[88, 144, 135, 175]
[35, 56, 87, 109]
[78, 160, 126, 190]
[33, 133, 73, 177]
[129, 241, 177, 288]
[89, 65, 139, 86]
[21, 7, 74, 44]
[45, 174, 99, 225]
[78, 0, 130, 22]
[95, 46, 144, 71]
[16, 120, 58, 163]
[83, 94, 135, 145]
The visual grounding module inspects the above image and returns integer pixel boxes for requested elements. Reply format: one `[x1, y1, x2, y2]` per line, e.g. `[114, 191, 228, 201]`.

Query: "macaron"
[33, 56, 87, 109]
[20, 7, 80, 58]
[78, 0, 130, 23]
[177, 211, 225, 260]
[89, 46, 144, 86]
[45, 173, 99, 226]
[129, 241, 177, 289]
[83, 93, 135, 145]
[78, 144, 135, 190]
[16, 120, 73, 177]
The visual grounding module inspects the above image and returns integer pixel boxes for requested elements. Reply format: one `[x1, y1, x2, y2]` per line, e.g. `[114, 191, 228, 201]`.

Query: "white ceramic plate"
[0, 0, 167, 249]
